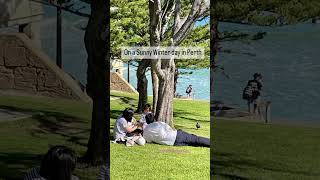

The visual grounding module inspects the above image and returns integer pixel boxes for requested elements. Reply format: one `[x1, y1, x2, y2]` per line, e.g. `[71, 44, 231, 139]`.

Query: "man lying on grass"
[143, 113, 210, 147]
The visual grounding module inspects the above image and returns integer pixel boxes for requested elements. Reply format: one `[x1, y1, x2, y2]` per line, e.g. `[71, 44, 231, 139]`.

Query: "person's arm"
[125, 124, 138, 133]
[119, 118, 137, 133]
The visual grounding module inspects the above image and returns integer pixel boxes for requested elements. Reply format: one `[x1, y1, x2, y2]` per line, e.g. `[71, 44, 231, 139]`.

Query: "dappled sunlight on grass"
[110, 91, 210, 179]
[0, 95, 96, 180]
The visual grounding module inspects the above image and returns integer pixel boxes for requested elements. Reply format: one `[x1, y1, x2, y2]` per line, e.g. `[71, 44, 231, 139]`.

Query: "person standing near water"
[243, 73, 263, 114]
[186, 85, 193, 98]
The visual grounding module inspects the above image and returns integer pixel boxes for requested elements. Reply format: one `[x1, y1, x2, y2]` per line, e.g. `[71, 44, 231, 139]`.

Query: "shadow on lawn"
[110, 110, 124, 120]
[0, 152, 42, 180]
[173, 110, 209, 123]
[31, 112, 90, 147]
[0, 105, 90, 147]
[111, 94, 137, 107]
[212, 152, 320, 179]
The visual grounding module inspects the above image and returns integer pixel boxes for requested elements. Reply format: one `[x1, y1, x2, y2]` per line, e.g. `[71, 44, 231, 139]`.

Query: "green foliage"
[110, 0, 149, 60]
[111, 0, 210, 68]
[216, 0, 320, 25]
[177, 24, 210, 69]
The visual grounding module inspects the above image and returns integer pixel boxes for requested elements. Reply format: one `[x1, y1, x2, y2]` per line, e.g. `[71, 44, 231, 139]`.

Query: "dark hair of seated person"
[143, 103, 151, 110]
[39, 145, 77, 180]
[145, 113, 155, 124]
[122, 108, 134, 122]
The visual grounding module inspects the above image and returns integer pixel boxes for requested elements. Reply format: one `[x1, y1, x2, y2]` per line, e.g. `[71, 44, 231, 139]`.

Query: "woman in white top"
[113, 108, 140, 141]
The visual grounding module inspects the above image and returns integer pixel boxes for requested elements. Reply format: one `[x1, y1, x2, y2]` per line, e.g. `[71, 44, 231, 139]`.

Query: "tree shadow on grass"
[110, 94, 137, 107]
[110, 110, 123, 120]
[0, 152, 42, 180]
[0, 105, 90, 147]
[173, 109, 209, 123]
[212, 152, 320, 179]
[31, 112, 90, 147]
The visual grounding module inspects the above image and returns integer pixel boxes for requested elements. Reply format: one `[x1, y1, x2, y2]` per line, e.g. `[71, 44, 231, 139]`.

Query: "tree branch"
[149, 0, 165, 80]
[31, 0, 90, 18]
[173, 0, 209, 45]
[161, 0, 175, 39]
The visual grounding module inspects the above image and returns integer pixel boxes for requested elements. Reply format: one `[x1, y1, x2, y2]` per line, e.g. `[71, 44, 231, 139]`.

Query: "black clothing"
[174, 130, 210, 147]
[243, 79, 262, 100]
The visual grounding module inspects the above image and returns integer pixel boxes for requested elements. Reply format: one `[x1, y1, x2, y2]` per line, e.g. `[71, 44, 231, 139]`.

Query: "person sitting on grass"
[139, 103, 152, 129]
[113, 108, 145, 146]
[24, 145, 79, 180]
[114, 108, 139, 141]
[143, 113, 210, 147]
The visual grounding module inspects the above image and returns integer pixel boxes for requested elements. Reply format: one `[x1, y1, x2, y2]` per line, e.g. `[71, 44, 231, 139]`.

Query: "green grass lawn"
[110, 92, 210, 180]
[212, 118, 320, 180]
[0, 92, 210, 180]
[4, 91, 318, 179]
[0, 95, 98, 180]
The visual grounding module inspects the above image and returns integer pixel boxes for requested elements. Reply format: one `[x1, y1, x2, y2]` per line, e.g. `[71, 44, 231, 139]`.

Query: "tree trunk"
[136, 60, 149, 113]
[148, 0, 208, 126]
[151, 68, 158, 113]
[154, 59, 175, 127]
[82, 0, 109, 165]
[174, 68, 179, 96]
[210, 2, 219, 102]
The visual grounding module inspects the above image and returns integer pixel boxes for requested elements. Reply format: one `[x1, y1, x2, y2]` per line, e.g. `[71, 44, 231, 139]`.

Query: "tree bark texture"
[83, 0, 110, 166]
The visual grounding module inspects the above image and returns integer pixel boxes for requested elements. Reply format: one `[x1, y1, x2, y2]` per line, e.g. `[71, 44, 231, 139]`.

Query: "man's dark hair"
[143, 103, 151, 110]
[254, 73, 262, 79]
[145, 113, 155, 124]
[39, 145, 76, 180]
[122, 108, 134, 122]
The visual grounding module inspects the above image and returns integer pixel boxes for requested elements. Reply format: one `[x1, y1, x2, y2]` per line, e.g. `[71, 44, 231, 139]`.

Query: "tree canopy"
[110, 0, 149, 59]
[216, 0, 320, 26]
[110, 0, 210, 69]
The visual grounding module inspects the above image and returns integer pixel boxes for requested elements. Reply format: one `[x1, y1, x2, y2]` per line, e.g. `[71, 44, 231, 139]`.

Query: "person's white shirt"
[143, 121, 177, 145]
[113, 117, 128, 140]
[117, 114, 137, 126]
[139, 112, 149, 123]
[140, 112, 150, 129]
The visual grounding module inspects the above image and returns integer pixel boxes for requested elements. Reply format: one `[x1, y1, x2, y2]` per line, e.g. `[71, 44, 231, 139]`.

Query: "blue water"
[122, 65, 210, 100]
[215, 22, 320, 123]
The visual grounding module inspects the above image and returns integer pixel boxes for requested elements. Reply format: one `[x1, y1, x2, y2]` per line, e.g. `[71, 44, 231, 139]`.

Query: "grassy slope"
[213, 118, 320, 180]
[0, 95, 98, 180]
[110, 92, 210, 180]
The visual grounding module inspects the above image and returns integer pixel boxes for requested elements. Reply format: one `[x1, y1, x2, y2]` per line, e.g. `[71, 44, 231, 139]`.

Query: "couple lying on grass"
[113, 104, 210, 147]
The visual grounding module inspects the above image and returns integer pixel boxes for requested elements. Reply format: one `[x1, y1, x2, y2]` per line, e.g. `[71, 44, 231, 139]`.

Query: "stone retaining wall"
[0, 33, 90, 102]
[111, 72, 138, 94]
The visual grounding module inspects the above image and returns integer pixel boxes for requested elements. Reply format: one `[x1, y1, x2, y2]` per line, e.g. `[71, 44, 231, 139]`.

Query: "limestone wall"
[111, 72, 138, 94]
[0, 33, 90, 102]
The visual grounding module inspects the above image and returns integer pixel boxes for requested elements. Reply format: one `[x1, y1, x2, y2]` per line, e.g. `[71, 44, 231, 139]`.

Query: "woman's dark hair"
[143, 103, 151, 110]
[39, 145, 76, 180]
[145, 113, 155, 124]
[122, 108, 134, 122]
